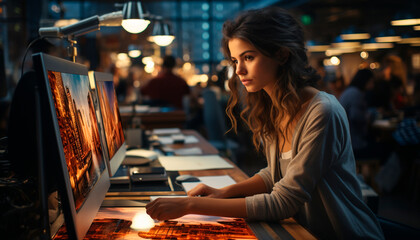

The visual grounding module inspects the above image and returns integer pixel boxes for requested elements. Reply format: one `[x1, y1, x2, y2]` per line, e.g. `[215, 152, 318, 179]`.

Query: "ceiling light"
[362, 43, 394, 50]
[397, 37, 420, 44]
[147, 19, 175, 47]
[375, 36, 402, 42]
[128, 50, 141, 58]
[307, 45, 330, 52]
[340, 33, 370, 40]
[391, 18, 420, 26]
[121, 1, 150, 34]
[331, 41, 361, 49]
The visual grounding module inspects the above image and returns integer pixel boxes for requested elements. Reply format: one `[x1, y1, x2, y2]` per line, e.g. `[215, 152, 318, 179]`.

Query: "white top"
[245, 92, 384, 239]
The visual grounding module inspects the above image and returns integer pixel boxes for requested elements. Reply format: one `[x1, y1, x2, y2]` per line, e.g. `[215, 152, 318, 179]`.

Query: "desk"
[120, 109, 186, 130]
[104, 129, 316, 239]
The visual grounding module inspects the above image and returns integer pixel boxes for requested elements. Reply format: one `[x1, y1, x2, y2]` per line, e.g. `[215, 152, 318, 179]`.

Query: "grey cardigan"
[245, 92, 384, 239]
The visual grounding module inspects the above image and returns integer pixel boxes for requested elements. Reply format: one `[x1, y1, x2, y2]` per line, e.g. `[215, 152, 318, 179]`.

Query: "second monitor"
[90, 71, 126, 176]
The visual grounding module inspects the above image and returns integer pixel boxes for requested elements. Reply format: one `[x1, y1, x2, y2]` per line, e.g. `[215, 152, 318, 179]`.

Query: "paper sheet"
[158, 135, 199, 145]
[174, 147, 203, 156]
[152, 128, 181, 135]
[126, 149, 160, 160]
[158, 155, 233, 171]
[182, 175, 236, 193]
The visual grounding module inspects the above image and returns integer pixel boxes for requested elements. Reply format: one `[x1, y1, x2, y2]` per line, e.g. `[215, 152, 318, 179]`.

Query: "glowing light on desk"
[131, 211, 155, 231]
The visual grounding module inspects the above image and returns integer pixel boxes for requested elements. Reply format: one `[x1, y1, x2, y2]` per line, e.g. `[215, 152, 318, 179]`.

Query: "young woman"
[146, 7, 384, 239]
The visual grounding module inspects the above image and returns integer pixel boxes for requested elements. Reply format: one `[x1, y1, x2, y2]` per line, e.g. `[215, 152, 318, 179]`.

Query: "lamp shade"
[122, 1, 150, 34]
[148, 20, 175, 46]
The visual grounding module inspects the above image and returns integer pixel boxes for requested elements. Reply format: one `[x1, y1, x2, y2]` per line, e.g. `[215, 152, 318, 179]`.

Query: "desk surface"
[120, 109, 186, 130]
[105, 129, 316, 240]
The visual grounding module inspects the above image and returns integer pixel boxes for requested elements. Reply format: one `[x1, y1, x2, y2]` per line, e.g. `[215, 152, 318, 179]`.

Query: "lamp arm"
[39, 15, 99, 38]
[38, 10, 124, 38]
[99, 11, 123, 26]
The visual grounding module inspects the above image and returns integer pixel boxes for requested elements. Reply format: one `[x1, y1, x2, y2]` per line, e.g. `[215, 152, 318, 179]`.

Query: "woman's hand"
[146, 197, 190, 221]
[187, 183, 227, 198]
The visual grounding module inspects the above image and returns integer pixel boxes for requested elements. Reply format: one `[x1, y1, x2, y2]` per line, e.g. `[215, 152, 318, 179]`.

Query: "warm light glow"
[183, 62, 192, 71]
[118, 53, 128, 60]
[149, 35, 175, 46]
[330, 56, 340, 66]
[375, 36, 401, 42]
[142, 56, 154, 65]
[362, 43, 393, 50]
[326, 49, 343, 56]
[415, 25, 420, 31]
[88, 71, 96, 89]
[398, 37, 420, 44]
[220, 60, 229, 66]
[131, 211, 155, 231]
[331, 42, 361, 48]
[224, 80, 230, 91]
[144, 63, 154, 73]
[116, 53, 131, 68]
[307, 45, 330, 52]
[340, 33, 370, 40]
[121, 19, 150, 34]
[360, 51, 369, 59]
[211, 75, 218, 82]
[54, 19, 79, 27]
[200, 74, 209, 82]
[391, 18, 420, 26]
[128, 49, 141, 58]
[370, 62, 380, 69]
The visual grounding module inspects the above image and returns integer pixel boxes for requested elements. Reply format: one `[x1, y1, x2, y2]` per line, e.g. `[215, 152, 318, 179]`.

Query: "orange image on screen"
[96, 80, 124, 159]
[48, 71, 106, 211]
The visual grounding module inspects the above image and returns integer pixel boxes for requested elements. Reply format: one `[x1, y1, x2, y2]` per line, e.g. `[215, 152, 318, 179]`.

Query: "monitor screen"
[33, 53, 110, 240]
[90, 71, 126, 176]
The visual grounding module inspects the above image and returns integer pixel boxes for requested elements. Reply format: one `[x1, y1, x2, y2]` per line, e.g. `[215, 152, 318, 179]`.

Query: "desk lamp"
[38, 1, 150, 61]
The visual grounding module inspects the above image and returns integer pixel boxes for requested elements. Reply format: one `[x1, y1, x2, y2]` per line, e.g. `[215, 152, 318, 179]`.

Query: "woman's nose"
[236, 62, 246, 76]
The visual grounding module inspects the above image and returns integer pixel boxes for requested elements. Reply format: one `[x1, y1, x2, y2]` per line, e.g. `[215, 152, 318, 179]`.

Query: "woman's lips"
[241, 79, 252, 85]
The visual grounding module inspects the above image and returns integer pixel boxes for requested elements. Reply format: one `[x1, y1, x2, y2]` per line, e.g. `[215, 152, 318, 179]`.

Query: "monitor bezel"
[33, 53, 110, 240]
[90, 71, 127, 176]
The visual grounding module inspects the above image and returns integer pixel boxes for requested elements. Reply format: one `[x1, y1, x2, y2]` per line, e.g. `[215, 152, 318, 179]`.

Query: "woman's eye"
[244, 55, 254, 61]
[231, 59, 238, 64]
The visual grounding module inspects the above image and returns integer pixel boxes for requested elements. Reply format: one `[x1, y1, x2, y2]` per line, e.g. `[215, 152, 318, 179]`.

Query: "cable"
[20, 37, 43, 79]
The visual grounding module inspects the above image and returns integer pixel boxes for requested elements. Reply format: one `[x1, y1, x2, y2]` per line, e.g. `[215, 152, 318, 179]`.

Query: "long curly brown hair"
[221, 7, 319, 151]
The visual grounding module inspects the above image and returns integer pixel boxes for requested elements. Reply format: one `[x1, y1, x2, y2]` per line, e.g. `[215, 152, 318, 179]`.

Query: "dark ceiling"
[266, 0, 420, 43]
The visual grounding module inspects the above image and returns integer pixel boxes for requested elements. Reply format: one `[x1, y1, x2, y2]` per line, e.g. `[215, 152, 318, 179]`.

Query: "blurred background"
[0, 0, 419, 230]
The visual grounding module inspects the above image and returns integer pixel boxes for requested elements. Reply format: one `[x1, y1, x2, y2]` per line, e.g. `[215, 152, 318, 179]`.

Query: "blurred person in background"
[339, 69, 377, 159]
[141, 55, 190, 109]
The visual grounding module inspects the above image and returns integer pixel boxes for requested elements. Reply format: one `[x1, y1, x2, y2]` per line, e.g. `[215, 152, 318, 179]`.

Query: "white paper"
[182, 175, 236, 193]
[152, 128, 181, 135]
[174, 147, 203, 156]
[158, 135, 199, 145]
[134, 105, 150, 113]
[150, 195, 187, 201]
[126, 149, 160, 160]
[158, 155, 233, 171]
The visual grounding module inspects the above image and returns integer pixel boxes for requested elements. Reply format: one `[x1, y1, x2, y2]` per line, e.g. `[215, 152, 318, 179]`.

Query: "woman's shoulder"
[306, 91, 346, 121]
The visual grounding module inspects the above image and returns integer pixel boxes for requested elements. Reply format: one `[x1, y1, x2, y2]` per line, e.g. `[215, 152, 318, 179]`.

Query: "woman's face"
[228, 38, 279, 95]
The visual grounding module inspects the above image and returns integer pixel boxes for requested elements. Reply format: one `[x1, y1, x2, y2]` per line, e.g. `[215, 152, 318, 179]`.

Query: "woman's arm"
[188, 174, 268, 198]
[146, 174, 268, 221]
[146, 197, 247, 221]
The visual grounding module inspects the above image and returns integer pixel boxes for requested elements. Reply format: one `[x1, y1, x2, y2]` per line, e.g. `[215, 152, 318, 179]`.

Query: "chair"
[202, 89, 238, 162]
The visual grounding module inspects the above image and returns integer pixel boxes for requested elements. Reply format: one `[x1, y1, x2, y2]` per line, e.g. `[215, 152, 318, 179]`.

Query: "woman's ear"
[276, 47, 290, 65]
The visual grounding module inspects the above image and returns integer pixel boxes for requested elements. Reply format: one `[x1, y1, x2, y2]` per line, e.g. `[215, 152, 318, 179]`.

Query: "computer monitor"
[33, 53, 110, 240]
[89, 71, 126, 176]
